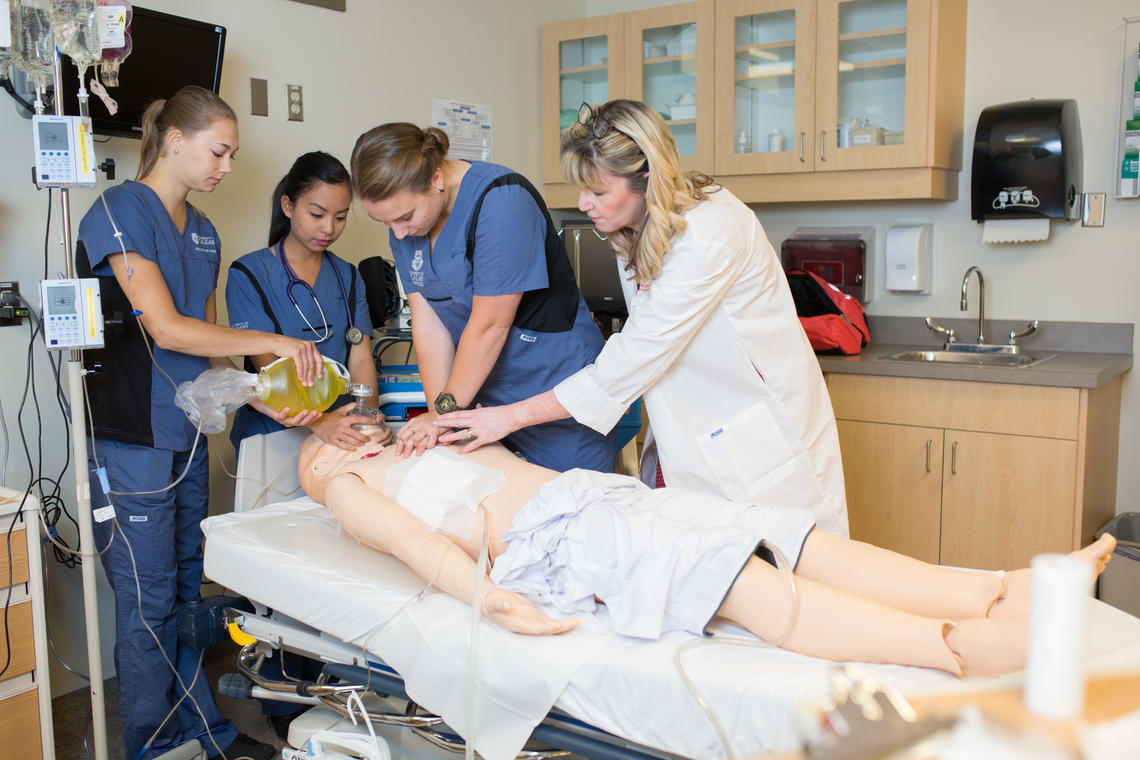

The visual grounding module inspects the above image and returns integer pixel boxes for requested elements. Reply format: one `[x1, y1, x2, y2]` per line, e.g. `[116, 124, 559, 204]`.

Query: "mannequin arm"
[323, 473, 575, 635]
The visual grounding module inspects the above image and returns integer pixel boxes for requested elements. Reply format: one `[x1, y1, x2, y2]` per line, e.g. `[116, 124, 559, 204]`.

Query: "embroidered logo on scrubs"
[190, 232, 217, 253]
[411, 249, 425, 287]
[519, 333, 537, 343]
[129, 515, 148, 522]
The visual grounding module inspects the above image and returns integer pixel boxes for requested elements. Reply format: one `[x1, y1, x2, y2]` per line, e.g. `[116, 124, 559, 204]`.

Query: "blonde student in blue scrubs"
[349, 123, 616, 473]
[76, 86, 318, 760]
[226, 151, 390, 452]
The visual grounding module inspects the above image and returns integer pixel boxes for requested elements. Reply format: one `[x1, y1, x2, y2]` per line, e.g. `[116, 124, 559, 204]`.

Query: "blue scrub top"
[391, 161, 615, 472]
[226, 246, 373, 445]
[77, 180, 220, 451]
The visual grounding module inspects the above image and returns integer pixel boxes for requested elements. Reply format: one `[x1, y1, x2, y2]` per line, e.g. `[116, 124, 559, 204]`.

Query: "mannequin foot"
[944, 616, 1028, 678]
[988, 534, 1116, 619]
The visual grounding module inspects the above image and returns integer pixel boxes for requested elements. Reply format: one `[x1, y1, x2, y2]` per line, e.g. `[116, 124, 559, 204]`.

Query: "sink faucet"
[960, 266, 985, 344]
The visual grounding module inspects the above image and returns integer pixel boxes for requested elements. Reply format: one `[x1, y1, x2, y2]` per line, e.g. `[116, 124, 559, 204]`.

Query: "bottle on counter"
[768, 125, 784, 152]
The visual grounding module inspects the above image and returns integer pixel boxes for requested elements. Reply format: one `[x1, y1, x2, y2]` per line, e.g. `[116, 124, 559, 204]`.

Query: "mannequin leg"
[718, 557, 1028, 677]
[719, 558, 963, 676]
[793, 531, 1116, 620]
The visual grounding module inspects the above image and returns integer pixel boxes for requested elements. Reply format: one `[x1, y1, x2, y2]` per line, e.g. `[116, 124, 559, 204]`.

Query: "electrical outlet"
[286, 84, 304, 122]
[0, 281, 29, 326]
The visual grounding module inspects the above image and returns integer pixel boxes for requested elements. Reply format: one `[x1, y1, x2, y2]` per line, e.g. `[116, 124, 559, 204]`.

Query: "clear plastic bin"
[1096, 513, 1140, 618]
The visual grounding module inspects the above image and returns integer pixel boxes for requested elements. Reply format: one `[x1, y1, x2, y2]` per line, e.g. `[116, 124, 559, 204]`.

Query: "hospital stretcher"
[204, 428, 1140, 760]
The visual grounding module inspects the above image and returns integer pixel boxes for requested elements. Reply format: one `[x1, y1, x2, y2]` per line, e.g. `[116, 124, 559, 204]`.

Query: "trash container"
[1095, 513, 1140, 618]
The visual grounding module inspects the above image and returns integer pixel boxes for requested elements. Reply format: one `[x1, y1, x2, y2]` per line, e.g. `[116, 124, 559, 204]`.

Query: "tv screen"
[562, 221, 627, 315]
[59, 6, 226, 138]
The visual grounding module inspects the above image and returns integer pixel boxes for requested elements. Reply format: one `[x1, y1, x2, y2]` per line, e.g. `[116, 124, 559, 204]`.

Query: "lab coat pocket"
[694, 398, 819, 509]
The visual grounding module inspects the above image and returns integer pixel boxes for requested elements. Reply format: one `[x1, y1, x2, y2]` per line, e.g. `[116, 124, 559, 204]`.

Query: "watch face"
[435, 393, 458, 414]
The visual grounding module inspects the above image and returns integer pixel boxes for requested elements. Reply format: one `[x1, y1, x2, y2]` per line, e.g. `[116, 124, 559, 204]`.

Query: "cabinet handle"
[925, 439, 931, 474]
[950, 440, 958, 475]
[819, 130, 827, 162]
[798, 132, 806, 163]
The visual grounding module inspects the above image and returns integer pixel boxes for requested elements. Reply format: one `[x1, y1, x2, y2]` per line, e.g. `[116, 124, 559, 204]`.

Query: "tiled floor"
[50, 639, 284, 760]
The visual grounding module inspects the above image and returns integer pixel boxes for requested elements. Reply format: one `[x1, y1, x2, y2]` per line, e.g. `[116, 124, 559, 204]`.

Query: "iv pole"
[50, 47, 111, 760]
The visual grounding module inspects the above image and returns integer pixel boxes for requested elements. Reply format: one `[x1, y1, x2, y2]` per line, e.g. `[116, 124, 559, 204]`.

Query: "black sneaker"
[213, 733, 277, 760]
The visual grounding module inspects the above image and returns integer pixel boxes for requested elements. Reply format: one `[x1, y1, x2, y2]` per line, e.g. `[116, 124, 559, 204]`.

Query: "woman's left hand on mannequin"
[394, 410, 445, 457]
[310, 404, 378, 451]
[435, 403, 517, 453]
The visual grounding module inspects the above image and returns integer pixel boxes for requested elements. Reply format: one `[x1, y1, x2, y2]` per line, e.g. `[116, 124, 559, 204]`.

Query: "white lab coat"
[554, 188, 849, 537]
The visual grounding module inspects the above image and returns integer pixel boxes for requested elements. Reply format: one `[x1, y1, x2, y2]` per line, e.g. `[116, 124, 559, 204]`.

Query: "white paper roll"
[1023, 553, 1095, 719]
[982, 218, 1050, 244]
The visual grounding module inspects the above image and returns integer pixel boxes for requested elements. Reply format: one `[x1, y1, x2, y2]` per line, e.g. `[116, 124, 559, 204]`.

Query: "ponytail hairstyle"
[268, 151, 353, 247]
[136, 85, 237, 181]
[350, 122, 449, 202]
[560, 99, 714, 282]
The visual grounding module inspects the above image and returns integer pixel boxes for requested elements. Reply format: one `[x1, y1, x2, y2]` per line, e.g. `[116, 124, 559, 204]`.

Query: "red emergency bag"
[784, 269, 870, 355]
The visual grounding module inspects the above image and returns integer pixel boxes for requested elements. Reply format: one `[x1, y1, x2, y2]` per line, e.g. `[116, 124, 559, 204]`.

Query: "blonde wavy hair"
[560, 99, 715, 282]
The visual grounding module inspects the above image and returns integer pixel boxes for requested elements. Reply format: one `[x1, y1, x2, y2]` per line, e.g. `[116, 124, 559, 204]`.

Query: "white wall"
[0, 0, 579, 696]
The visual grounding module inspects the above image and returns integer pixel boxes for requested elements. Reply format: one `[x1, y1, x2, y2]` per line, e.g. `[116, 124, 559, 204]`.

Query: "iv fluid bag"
[175, 358, 351, 434]
[2, 3, 18, 73]
[51, 0, 101, 82]
[95, 0, 128, 86]
[14, 0, 53, 99]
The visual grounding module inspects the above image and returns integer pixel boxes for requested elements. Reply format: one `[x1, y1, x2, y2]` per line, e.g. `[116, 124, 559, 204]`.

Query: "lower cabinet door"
[836, 420, 943, 564]
[940, 429, 1077, 571]
[0, 688, 42, 758]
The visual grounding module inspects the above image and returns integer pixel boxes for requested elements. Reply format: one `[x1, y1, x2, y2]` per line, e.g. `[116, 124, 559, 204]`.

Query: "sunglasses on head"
[577, 102, 615, 139]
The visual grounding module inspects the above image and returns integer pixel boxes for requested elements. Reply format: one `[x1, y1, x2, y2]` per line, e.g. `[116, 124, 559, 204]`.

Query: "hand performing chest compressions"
[299, 432, 1116, 678]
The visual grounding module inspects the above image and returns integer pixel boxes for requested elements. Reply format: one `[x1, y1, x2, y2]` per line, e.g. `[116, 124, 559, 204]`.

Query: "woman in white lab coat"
[436, 99, 848, 537]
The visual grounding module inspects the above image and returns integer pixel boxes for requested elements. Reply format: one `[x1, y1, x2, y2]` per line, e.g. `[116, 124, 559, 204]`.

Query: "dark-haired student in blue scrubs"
[350, 122, 616, 472]
[226, 150, 387, 454]
[76, 87, 317, 760]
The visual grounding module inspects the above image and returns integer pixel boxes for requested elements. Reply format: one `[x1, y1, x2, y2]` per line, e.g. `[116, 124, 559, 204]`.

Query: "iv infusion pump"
[40, 279, 104, 350]
[32, 115, 98, 189]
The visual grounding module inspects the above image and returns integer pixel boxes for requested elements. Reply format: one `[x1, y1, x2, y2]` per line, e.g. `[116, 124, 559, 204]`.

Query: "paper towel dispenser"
[971, 99, 1082, 222]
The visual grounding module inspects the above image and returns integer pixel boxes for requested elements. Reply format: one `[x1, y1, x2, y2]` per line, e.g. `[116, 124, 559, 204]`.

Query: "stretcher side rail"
[225, 608, 687, 760]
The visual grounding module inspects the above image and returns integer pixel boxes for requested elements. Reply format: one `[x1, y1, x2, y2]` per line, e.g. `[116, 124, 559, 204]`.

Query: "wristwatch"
[434, 392, 462, 415]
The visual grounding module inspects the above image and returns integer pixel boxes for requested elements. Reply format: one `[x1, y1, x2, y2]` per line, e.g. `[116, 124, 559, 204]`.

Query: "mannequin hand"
[250, 397, 321, 428]
[436, 404, 515, 453]
[310, 404, 373, 451]
[395, 411, 443, 458]
[272, 335, 323, 386]
[482, 588, 577, 636]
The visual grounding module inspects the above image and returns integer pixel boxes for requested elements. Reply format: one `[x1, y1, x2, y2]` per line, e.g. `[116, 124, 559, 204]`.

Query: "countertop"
[818, 343, 1132, 389]
[816, 317, 1133, 389]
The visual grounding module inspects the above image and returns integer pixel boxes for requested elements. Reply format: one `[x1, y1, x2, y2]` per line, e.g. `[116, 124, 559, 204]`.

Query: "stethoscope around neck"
[273, 240, 363, 346]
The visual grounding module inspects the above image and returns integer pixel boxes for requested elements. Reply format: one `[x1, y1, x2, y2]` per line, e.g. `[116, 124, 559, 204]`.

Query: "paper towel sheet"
[982, 217, 1050, 244]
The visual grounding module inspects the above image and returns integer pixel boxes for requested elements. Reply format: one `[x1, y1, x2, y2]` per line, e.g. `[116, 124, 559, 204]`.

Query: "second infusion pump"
[40, 279, 104, 350]
[33, 115, 97, 189]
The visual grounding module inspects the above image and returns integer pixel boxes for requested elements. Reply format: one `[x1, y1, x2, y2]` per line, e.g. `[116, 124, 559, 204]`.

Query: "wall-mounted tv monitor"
[59, 6, 227, 139]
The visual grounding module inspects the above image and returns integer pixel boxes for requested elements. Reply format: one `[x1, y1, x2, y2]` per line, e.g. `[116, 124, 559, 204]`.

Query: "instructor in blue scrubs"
[76, 87, 316, 760]
[350, 122, 615, 472]
[227, 151, 386, 452]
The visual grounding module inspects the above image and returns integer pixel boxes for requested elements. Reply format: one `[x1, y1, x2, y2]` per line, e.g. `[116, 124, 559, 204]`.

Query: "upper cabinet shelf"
[541, 0, 966, 205]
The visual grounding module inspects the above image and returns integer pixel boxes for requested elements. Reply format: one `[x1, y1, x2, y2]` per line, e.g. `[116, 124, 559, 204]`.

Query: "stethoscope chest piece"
[346, 326, 364, 345]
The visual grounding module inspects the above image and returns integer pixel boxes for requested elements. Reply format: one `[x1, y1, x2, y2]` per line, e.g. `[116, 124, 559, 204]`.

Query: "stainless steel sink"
[879, 350, 1056, 368]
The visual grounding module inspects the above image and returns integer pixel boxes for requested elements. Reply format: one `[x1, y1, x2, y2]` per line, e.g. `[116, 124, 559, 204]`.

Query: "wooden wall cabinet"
[541, 0, 966, 207]
[827, 374, 1122, 571]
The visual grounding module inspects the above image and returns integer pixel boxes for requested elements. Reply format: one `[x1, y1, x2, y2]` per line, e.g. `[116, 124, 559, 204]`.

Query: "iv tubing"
[466, 507, 490, 760]
[672, 539, 800, 760]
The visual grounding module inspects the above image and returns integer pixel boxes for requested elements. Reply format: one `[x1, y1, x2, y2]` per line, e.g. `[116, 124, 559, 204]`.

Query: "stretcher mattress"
[202, 497, 1140, 760]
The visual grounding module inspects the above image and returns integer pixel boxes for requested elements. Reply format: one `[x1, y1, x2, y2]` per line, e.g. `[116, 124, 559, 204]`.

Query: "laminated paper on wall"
[982, 218, 1050, 244]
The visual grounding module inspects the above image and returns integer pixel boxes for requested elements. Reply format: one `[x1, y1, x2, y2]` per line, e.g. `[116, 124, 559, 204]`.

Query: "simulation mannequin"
[298, 433, 1115, 678]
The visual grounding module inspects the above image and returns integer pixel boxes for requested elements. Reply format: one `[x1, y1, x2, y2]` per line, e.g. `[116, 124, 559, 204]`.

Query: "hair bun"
[423, 126, 450, 155]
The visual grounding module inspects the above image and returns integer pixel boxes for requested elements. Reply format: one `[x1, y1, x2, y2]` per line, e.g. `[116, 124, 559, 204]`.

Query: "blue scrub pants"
[90, 438, 238, 760]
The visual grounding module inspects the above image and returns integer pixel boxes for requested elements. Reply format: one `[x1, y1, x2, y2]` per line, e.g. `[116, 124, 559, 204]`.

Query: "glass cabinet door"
[715, 0, 815, 175]
[815, 0, 929, 170]
[625, 2, 714, 172]
[542, 16, 625, 184]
